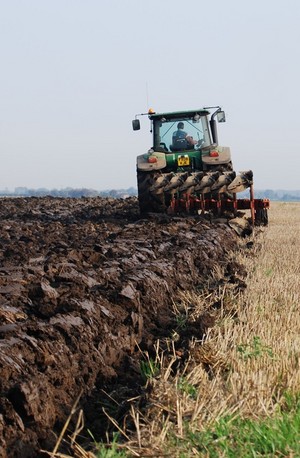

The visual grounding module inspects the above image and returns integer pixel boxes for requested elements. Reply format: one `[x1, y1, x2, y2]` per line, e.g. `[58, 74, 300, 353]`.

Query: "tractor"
[132, 106, 269, 225]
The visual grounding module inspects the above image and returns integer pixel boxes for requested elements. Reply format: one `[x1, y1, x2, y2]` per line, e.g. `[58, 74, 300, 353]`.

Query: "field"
[116, 201, 300, 457]
[0, 199, 299, 457]
[92, 201, 300, 458]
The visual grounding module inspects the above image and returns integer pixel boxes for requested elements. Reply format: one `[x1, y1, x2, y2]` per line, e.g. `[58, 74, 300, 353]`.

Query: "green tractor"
[132, 107, 269, 225]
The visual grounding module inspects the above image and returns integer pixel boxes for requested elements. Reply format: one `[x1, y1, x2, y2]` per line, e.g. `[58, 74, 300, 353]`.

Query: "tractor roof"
[148, 108, 211, 120]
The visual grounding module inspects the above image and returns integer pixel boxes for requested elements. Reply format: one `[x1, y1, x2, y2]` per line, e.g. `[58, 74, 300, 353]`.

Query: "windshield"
[153, 115, 211, 152]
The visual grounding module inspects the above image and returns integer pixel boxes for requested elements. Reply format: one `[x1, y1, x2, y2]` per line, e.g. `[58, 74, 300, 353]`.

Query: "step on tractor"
[132, 106, 269, 227]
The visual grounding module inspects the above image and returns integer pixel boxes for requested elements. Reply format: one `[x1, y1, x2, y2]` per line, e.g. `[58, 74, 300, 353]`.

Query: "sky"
[0, 0, 300, 191]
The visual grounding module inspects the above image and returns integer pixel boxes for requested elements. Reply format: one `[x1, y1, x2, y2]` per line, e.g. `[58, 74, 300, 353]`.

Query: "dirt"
[0, 196, 245, 457]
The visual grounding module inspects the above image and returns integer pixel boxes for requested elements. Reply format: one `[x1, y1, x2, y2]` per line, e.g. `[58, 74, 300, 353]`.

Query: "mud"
[0, 197, 243, 457]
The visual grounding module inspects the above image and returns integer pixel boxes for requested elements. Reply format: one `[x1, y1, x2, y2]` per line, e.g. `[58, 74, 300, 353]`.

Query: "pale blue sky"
[0, 0, 299, 190]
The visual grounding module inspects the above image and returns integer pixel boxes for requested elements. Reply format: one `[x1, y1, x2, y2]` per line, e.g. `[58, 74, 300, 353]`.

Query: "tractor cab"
[151, 110, 211, 153]
[132, 107, 226, 153]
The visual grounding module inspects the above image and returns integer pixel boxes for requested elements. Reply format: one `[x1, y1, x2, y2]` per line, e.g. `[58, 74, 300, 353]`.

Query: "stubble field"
[115, 201, 300, 457]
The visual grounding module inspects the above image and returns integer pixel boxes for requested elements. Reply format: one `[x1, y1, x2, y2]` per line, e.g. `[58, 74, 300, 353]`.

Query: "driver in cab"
[172, 122, 197, 151]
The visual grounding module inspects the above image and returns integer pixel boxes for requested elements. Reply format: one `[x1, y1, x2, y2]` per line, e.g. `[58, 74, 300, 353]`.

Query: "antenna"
[146, 82, 149, 110]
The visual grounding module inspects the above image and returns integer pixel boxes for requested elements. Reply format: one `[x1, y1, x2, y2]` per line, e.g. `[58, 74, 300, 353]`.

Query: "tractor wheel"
[205, 161, 234, 173]
[255, 208, 268, 226]
[221, 161, 234, 172]
[137, 171, 166, 214]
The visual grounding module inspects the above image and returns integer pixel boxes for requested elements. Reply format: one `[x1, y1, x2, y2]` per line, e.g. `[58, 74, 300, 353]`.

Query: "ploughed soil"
[0, 197, 246, 457]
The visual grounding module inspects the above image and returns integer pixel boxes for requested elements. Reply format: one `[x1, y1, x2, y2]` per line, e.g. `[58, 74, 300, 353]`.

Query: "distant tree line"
[0, 187, 137, 198]
[251, 189, 300, 201]
[0, 187, 299, 201]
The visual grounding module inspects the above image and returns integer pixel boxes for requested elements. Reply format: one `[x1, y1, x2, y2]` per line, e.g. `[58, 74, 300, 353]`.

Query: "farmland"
[0, 199, 299, 457]
[116, 201, 300, 457]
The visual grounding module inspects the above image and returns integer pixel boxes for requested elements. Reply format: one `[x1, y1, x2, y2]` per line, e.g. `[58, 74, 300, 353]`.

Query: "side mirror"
[217, 111, 226, 123]
[132, 119, 140, 131]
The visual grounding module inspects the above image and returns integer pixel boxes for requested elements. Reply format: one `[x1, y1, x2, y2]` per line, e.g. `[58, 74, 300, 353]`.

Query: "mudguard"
[202, 146, 231, 166]
[137, 152, 167, 172]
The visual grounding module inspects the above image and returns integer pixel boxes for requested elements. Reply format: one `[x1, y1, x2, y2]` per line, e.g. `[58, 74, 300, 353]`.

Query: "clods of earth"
[0, 197, 247, 457]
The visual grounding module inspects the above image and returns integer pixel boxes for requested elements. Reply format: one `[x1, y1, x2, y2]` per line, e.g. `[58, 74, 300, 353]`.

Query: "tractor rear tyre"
[137, 171, 166, 214]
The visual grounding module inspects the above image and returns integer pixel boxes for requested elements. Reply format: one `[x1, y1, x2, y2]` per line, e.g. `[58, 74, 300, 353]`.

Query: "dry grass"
[122, 202, 300, 455]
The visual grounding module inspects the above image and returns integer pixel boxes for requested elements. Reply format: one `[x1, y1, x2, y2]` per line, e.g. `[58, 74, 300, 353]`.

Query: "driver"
[172, 122, 197, 150]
